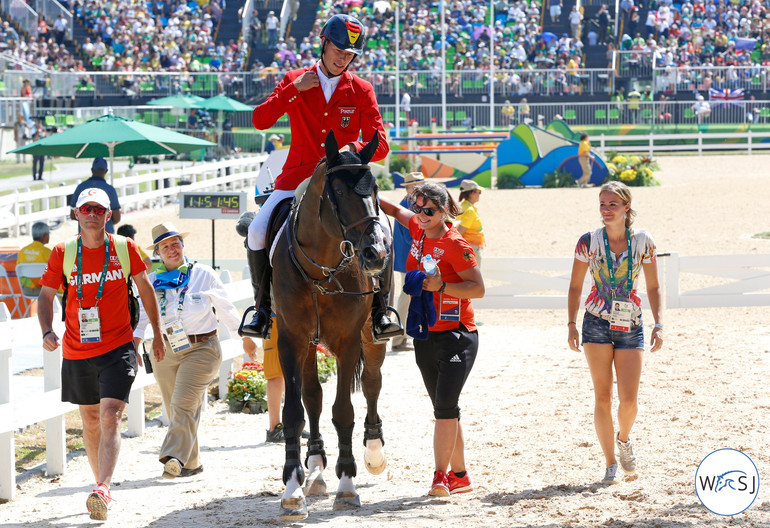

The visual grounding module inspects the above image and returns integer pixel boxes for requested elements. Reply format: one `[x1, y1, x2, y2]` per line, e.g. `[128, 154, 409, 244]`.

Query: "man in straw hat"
[391, 171, 425, 349]
[37, 188, 164, 521]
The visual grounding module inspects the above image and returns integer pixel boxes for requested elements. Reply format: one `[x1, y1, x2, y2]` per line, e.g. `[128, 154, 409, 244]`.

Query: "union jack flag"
[709, 88, 745, 108]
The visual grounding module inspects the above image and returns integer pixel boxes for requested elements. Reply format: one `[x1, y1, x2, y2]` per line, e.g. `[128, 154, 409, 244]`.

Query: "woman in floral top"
[567, 181, 663, 484]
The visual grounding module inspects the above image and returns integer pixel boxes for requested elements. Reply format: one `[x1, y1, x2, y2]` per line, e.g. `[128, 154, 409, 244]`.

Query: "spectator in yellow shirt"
[456, 180, 485, 266]
[577, 133, 594, 187]
[16, 222, 52, 297]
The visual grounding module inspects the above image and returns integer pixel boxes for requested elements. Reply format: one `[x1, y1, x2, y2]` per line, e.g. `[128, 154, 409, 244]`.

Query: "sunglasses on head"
[411, 205, 441, 217]
[78, 204, 108, 215]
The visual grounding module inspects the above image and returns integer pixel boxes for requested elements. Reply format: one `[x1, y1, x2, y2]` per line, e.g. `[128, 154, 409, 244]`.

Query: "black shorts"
[61, 341, 137, 405]
[414, 324, 478, 420]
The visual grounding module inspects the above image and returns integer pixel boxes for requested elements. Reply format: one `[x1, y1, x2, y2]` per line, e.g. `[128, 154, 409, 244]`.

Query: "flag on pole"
[709, 87, 745, 108]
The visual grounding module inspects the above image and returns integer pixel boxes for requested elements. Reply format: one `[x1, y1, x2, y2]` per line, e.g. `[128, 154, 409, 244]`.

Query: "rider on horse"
[242, 14, 403, 343]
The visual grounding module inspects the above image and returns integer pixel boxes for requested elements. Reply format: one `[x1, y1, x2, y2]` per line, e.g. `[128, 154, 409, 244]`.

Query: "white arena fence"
[0, 155, 263, 237]
[2, 252, 768, 500]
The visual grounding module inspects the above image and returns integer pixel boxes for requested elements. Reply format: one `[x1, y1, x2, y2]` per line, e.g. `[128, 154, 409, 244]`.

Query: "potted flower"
[605, 153, 661, 187]
[225, 361, 267, 414]
[316, 345, 337, 384]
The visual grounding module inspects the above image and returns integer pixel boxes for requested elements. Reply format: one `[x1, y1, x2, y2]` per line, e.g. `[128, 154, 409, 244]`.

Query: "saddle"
[266, 197, 292, 261]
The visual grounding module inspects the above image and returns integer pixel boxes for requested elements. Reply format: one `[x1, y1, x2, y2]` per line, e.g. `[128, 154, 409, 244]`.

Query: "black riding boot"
[239, 248, 272, 338]
[371, 265, 404, 344]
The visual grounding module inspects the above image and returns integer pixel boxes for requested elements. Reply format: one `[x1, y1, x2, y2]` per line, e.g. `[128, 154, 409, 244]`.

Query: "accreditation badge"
[165, 319, 191, 354]
[78, 307, 102, 343]
[438, 294, 461, 322]
[609, 300, 634, 332]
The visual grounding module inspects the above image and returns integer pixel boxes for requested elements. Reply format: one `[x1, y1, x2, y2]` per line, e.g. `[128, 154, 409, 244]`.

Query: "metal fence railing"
[655, 65, 769, 95]
[1, 0, 38, 39]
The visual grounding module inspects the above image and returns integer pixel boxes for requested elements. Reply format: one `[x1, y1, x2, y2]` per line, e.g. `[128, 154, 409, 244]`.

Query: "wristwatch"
[438, 281, 447, 293]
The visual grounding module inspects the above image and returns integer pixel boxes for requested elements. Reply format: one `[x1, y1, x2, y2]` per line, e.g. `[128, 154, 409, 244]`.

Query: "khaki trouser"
[149, 336, 221, 470]
[578, 156, 592, 185]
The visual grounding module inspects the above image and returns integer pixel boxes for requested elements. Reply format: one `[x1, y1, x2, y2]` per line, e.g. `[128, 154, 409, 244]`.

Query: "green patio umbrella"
[193, 94, 253, 112]
[194, 95, 253, 148]
[147, 94, 206, 108]
[9, 114, 216, 184]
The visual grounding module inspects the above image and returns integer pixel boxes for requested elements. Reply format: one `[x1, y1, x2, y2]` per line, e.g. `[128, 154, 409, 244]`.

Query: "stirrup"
[372, 306, 404, 344]
[238, 306, 272, 339]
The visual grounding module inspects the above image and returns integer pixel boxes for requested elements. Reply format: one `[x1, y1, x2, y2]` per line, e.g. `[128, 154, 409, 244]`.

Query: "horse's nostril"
[363, 247, 378, 262]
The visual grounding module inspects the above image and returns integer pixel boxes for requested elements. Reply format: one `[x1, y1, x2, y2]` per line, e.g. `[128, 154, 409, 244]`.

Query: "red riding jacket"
[252, 63, 389, 191]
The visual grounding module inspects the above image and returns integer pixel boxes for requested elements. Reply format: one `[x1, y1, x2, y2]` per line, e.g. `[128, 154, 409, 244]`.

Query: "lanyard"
[159, 266, 192, 318]
[602, 227, 632, 295]
[76, 235, 110, 305]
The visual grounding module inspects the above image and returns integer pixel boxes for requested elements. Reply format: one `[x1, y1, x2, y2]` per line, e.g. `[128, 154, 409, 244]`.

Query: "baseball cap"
[75, 187, 111, 209]
[459, 180, 484, 192]
[91, 157, 108, 172]
[403, 171, 425, 185]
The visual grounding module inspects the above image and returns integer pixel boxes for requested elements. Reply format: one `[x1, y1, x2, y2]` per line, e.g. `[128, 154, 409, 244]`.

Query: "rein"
[285, 162, 381, 344]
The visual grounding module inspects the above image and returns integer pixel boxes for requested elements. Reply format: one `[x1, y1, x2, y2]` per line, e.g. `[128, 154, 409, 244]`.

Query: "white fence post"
[666, 252, 680, 308]
[43, 305, 66, 476]
[0, 304, 15, 501]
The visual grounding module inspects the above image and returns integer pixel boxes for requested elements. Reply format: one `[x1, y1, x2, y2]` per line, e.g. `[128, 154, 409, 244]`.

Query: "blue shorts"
[581, 311, 644, 350]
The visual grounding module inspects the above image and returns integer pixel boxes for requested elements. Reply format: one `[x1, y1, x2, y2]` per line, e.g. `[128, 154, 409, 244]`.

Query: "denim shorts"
[581, 311, 644, 349]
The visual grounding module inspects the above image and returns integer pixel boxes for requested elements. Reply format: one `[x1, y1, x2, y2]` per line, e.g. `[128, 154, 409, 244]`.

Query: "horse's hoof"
[280, 497, 308, 521]
[304, 473, 327, 496]
[364, 452, 387, 475]
[333, 491, 361, 510]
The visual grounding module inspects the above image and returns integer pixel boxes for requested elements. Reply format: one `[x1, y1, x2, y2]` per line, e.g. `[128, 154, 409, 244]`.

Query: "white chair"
[15, 263, 48, 318]
[0, 266, 22, 319]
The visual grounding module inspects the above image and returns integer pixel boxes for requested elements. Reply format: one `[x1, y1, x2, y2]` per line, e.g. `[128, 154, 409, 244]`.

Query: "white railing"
[0, 155, 264, 237]
[0, 269, 253, 501]
[592, 131, 770, 157]
[474, 254, 770, 310]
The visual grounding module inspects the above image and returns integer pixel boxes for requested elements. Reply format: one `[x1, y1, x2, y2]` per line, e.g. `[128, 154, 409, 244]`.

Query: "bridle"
[286, 161, 382, 345]
[287, 162, 381, 296]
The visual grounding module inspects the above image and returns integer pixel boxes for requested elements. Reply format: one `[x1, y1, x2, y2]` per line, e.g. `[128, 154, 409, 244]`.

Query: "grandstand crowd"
[2, 0, 770, 98]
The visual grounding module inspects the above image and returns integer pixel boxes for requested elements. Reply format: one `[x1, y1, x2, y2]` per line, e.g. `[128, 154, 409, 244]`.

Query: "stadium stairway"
[214, 1, 244, 46]
[247, 0, 319, 71]
[540, 0, 577, 43]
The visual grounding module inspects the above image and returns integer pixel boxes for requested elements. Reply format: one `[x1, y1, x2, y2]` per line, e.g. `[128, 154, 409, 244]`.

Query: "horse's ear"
[358, 133, 379, 165]
[325, 131, 339, 165]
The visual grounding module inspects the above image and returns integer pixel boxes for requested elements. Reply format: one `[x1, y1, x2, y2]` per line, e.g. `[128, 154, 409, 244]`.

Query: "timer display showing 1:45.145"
[183, 194, 241, 209]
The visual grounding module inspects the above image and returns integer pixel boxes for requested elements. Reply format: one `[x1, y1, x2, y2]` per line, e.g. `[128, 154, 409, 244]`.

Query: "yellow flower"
[629, 155, 640, 164]
[606, 162, 617, 174]
[612, 155, 628, 165]
[619, 169, 637, 182]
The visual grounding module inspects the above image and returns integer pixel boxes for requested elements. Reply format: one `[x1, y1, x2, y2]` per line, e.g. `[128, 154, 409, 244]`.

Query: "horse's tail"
[351, 348, 364, 393]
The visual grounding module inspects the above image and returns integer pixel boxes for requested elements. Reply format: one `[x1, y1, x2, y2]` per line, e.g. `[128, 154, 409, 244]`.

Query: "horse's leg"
[361, 322, 387, 475]
[331, 335, 362, 510]
[278, 330, 310, 521]
[301, 343, 327, 496]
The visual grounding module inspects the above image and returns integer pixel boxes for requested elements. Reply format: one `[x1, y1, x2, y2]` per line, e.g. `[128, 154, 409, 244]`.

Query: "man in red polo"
[38, 187, 164, 521]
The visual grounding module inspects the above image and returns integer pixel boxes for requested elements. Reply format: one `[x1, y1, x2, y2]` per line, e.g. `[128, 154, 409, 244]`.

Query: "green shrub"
[497, 173, 524, 189]
[389, 156, 411, 174]
[377, 171, 394, 190]
[543, 168, 576, 188]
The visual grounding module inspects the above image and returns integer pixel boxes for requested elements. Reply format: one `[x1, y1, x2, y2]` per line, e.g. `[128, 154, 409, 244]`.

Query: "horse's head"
[318, 130, 389, 275]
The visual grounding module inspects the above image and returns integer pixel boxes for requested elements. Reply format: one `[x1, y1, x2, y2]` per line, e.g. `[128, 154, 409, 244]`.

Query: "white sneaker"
[602, 463, 619, 484]
[616, 434, 637, 475]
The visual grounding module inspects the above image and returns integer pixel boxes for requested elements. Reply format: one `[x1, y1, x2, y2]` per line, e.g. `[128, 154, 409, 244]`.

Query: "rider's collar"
[315, 62, 342, 101]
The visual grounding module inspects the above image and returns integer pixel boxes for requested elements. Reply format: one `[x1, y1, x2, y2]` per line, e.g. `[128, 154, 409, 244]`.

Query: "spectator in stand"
[598, 5, 610, 43]
[267, 11, 279, 48]
[549, 0, 563, 24]
[569, 7, 583, 40]
[53, 14, 68, 45]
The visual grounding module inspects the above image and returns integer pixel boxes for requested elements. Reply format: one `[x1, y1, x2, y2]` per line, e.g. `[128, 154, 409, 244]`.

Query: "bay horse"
[271, 131, 389, 520]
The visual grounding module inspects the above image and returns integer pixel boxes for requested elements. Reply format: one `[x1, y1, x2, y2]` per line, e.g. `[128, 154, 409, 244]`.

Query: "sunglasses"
[411, 205, 441, 217]
[78, 204, 108, 215]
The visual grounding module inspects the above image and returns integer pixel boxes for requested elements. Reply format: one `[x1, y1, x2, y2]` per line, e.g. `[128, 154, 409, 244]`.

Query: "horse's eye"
[336, 188, 344, 196]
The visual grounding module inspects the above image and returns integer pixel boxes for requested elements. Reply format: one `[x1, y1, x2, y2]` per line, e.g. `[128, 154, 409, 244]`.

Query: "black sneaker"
[266, 423, 285, 443]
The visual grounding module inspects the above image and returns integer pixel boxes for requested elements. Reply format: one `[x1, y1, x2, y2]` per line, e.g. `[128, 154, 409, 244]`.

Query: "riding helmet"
[321, 14, 366, 56]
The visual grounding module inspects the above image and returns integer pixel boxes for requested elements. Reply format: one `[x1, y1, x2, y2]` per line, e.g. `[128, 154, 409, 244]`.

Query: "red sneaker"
[447, 470, 473, 494]
[429, 470, 450, 497]
[86, 484, 112, 521]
